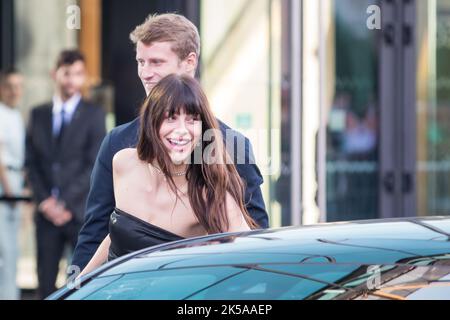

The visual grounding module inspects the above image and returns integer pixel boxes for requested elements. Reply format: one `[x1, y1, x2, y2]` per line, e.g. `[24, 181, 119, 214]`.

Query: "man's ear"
[184, 52, 198, 75]
[51, 69, 57, 81]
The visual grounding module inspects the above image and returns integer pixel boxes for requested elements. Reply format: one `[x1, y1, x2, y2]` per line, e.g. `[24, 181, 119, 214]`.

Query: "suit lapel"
[42, 105, 56, 155]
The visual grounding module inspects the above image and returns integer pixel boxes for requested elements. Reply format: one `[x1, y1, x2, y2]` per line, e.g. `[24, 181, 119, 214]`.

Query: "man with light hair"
[72, 13, 269, 272]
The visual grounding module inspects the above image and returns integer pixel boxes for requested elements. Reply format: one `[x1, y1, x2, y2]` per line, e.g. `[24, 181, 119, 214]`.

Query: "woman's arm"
[77, 234, 111, 279]
[225, 193, 251, 233]
[77, 150, 131, 278]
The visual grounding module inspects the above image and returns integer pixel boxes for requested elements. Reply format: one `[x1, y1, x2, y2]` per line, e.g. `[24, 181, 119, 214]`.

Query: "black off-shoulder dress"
[108, 207, 185, 261]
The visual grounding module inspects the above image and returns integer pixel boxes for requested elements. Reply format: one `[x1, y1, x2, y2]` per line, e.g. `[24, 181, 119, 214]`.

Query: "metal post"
[290, 0, 303, 226]
[317, 0, 327, 222]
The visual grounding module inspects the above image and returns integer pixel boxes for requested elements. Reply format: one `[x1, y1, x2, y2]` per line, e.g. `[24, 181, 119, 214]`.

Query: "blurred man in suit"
[25, 50, 106, 299]
[0, 68, 25, 300]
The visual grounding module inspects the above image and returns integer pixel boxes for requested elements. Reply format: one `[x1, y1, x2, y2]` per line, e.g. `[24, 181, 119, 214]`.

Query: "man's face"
[0, 73, 23, 108]
[136, 41, 193, 95]
[53, 61, 86, 99]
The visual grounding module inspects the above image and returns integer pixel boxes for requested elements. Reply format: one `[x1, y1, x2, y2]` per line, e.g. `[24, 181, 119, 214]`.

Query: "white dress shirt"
[52, 93, 82, 136]
[0, 102, 25, 169]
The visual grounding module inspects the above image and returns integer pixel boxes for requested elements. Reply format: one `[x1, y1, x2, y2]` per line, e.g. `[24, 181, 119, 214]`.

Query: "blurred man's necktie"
[56, 104, 66, 145]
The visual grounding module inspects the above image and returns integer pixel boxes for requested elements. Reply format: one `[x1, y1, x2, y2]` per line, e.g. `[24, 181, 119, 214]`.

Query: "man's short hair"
[0, 67, 20, 85]
[129, 13, 200, 61]
[56, 49, 85, 69]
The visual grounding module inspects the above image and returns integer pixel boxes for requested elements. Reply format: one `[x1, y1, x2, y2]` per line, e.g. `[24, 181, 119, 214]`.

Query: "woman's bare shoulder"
[112, 148, 141, 174]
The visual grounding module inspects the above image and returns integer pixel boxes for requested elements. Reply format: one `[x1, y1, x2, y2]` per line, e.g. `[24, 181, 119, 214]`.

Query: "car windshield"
[65, 260, 450, 300]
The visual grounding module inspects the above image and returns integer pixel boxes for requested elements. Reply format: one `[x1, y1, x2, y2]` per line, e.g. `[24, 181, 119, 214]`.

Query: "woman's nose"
[174, 120, 188, 134]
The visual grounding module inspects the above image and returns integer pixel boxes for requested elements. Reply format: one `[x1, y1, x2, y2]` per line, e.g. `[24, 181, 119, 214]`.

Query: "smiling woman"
[77, 74, 259, 278]
[158, 109, 202, 166]
[136, 74, 259, 234]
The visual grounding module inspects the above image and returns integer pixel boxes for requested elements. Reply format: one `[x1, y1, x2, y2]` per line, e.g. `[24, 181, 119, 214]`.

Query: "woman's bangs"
[164, 88, 202, 119]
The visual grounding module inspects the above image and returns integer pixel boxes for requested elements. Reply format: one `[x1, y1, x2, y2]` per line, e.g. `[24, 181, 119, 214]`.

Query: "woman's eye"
[187, 115, 200, 122]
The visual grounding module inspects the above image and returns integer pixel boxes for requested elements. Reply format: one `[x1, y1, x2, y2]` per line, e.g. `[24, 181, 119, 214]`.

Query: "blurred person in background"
[0, 68, 25, 300]
[25, 50, 106, 299]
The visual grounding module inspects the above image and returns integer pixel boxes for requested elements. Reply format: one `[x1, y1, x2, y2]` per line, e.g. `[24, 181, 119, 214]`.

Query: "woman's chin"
[169, 153, 190, 166]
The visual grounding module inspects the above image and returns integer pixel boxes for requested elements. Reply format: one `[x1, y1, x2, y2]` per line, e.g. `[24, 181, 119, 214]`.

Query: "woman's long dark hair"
[137, 74, 259, 233]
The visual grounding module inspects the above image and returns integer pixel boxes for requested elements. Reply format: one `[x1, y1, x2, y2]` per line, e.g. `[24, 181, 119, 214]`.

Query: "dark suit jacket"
[72, 117, 269, 270]
[25, 99, 106, 223]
